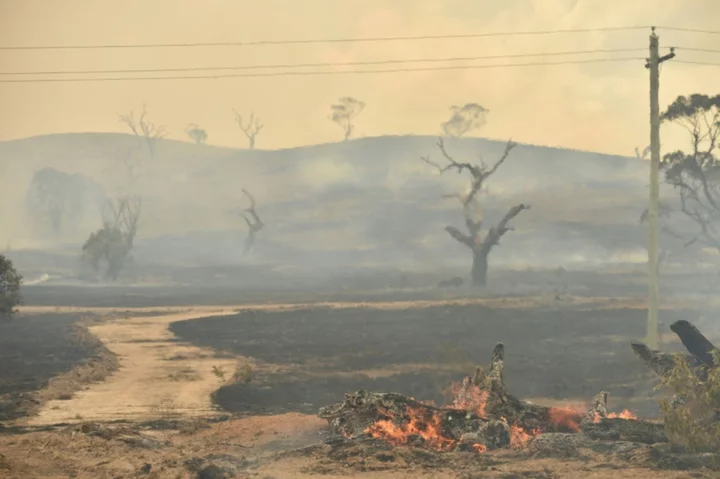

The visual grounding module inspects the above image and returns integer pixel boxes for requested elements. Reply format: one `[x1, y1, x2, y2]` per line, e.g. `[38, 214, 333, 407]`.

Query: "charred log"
[631, 320, 717, 387]
[318, 343, 661, 453]
[670, 320, 719, 367]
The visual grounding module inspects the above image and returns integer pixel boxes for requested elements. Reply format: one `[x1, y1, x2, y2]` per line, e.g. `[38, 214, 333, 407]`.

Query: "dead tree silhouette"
[241, 189, 264, 254]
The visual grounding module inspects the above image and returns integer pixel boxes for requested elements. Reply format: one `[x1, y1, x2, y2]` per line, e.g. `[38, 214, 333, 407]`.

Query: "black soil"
[170, 305, 696, 418]
[0, 313, 97, 421]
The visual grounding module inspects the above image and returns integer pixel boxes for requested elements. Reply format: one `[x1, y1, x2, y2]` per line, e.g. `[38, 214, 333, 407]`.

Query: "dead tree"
[118, 104, 167, 159]
[422, 138, 529, 286]
[240, 189, 264, 254]
[233, 110, 263, 149]
[329, 97, 365, 141]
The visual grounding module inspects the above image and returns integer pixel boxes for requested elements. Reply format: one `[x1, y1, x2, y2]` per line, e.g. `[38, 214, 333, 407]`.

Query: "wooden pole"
[646, 28, 661, 349]
[645, 27, 675, 348]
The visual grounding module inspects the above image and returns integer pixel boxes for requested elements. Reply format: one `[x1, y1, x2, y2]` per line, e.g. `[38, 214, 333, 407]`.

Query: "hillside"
[0, 133, 685, 274]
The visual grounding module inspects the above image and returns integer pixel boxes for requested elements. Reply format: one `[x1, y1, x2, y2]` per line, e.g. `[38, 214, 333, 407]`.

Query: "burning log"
[318, 343, 662, 453]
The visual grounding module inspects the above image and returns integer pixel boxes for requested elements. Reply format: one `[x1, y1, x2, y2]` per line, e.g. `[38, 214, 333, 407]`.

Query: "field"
[1, 283, 719, 478]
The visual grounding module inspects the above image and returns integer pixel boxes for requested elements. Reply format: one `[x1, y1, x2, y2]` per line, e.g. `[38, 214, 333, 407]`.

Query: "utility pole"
[645, 27, 675, 349]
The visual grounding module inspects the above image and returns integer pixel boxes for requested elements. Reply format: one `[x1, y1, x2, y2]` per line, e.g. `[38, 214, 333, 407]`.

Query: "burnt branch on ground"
[319, 343, 664, 455]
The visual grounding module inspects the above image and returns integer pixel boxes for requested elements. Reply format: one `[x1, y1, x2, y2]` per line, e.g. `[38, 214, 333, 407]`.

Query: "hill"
[0, 133, 683, 275]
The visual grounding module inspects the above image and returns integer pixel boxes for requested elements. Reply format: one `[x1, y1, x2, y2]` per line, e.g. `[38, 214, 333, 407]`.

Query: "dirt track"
[25, 308, 240, 425]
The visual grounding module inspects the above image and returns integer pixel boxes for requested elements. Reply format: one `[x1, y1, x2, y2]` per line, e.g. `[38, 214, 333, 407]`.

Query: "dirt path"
[26, 308, 241, 426]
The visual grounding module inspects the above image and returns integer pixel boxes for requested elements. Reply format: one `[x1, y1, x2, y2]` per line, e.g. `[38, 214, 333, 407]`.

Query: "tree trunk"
[471, 247, 489, 286]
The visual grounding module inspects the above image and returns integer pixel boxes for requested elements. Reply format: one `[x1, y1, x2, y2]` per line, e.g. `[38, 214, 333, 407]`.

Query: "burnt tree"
[422, 138, 529, 286]
[233, 110, 263, 149]
[240, 189, 264, 255]
[118, 104, 167, 159]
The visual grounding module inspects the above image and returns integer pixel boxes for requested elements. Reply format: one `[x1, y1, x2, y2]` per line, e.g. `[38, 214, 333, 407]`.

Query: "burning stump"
[318, 344, 664, 454]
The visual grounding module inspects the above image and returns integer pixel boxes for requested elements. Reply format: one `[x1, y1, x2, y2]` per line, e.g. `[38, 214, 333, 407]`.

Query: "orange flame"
[450, 379, 489, 419]
[472, 443, 487, 453]
[509, 424, 540, 449]
[547, 405, 584, 433]
[603, 409, 638, 421]
[366, 406, 456, 451]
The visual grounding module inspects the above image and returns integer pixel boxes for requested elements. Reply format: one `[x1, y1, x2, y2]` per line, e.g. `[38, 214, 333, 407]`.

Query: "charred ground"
[170, 303, 699, 418]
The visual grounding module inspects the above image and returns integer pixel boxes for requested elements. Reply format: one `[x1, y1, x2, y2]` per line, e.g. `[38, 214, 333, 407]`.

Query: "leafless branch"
[240, 189, 263, 254]
[118, 104, 167, 158]
[233, 110, 264, 149]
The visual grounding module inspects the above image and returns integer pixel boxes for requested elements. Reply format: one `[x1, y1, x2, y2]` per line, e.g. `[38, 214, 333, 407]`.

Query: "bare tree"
[82, 195, 142, 281]
[329, 97, 365, 141]
[422, 138, 529, 286]
[113, 145, 143, 193]
[442, 103, 489, 138]
[233, 110, 263, 149]
[185, 123, 208, 145]
[639, 203, 697, 275]
[240, 189, 264, 255]
[660, 94, 720, 252]
[118, 104, 167, 158]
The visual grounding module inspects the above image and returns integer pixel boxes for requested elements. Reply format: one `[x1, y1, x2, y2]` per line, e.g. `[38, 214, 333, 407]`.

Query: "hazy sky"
[0, 0, 718, 156]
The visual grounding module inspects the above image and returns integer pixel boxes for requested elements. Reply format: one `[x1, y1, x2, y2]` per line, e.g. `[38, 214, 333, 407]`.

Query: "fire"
[450, 378, 489, 419]
[509, 424, 540, 450]
[548, 405, 585, 432]
[595, 409, 637, 422]
[608, 409, 637, 420]
[366, 406, 455, 451]
[472, 443, 487, 453]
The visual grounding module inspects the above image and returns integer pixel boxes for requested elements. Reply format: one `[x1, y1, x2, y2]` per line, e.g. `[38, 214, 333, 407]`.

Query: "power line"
[0, 48, 646, 76]
[674, 60, 720, 66]
[0, 57, 644, 83]
[0, 26, 651, 51]
[672, 46, 720, 54]
[658, 26, 720, 35]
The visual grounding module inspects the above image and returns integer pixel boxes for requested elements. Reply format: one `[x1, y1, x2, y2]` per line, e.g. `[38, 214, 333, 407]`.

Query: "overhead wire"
[0, 48, 646, 76]
[0, 26, 652, 50]
[0, 57, 646, 83]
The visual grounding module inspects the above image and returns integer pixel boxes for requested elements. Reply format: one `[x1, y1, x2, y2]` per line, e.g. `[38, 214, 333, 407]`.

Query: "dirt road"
[26, 308, 241, 425]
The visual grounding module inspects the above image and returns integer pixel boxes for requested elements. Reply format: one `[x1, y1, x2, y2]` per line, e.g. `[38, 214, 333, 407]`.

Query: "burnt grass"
[0, 313, 97, 420]
[170, 305, 696, 418]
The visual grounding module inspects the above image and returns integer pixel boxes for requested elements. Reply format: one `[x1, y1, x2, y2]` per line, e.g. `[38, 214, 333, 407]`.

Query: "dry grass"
[660, 351, 720, 452]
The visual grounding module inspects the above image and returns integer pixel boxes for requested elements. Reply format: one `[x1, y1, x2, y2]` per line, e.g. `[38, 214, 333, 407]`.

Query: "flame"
[547, 405, 584, 433]
[472, 443, 487, 453]
[366, 406, 456, 451]
[587, 408, 638, 423]
[509, 424, 540, 450]
[608, 409, 637, 420]
[450, 379, 489, 419]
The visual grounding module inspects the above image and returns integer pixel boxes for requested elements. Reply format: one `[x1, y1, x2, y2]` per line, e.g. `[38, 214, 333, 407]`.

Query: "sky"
[0, 0, 718, 156]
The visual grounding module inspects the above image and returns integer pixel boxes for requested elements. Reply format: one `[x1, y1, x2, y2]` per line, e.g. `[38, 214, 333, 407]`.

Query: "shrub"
[659, 350, 720, 452]
[0, 255, 22, 320]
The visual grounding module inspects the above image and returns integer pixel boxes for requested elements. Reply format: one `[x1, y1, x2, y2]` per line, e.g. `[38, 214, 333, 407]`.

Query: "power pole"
[645, 27, 675, 348]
